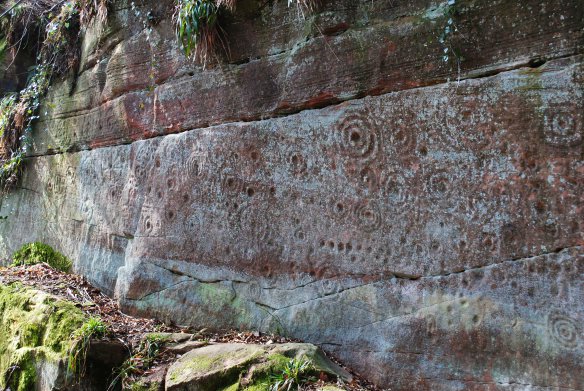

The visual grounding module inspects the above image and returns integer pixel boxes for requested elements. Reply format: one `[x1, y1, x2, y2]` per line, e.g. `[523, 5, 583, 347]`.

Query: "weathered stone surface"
[132, 366, 166, 391]
[166, 344, 263, 390]
[165, 342, 350, 390]
[0, 0, 583, 389]
[28, 0, 583, 153]
[145, 332, 195, 344]
[143, 332, 209, 354]
[165, 340, 208, 355]
[1, 53, 582, 388]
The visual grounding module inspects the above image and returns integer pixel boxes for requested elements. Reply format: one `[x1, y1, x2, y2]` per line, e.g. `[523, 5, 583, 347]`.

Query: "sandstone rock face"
[165, 342, 350, 390]
[1, 0, 583, 388]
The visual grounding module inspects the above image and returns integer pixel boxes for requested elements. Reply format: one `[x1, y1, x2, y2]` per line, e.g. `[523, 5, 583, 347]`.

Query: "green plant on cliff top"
[0, 63, 51, 189]
[174, 0, 319, 64]
[175, 0, 220, 64]
[11, 241, 73, 272]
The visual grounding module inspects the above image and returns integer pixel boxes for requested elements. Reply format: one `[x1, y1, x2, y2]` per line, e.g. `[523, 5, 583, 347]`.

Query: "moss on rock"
[130, 379, 163, 391]
[167, 343, 264, 390]
[11, 242, 72, 273]
[0, 282, 86, 390]
[165, 343, 351, 391]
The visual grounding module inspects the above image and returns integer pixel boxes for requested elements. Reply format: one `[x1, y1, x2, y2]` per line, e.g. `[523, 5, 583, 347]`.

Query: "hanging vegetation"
[0, 0, 319, 192]
[174, 0, 320, 63]
[0, 0, 108, 192]
[174, 0, 222, 65]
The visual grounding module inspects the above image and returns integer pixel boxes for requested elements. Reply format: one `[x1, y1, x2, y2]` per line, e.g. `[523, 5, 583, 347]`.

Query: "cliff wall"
[0, 0, 583, 388]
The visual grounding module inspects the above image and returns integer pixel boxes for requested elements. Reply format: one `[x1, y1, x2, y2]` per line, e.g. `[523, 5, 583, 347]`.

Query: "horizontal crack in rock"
[25, 53, 584, 159]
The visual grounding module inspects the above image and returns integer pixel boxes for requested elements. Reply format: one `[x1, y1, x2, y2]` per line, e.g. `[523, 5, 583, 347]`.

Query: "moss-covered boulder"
[0, 282, 85, 390]
[11, 242, 72, 273]
[165, 343, 352, 391]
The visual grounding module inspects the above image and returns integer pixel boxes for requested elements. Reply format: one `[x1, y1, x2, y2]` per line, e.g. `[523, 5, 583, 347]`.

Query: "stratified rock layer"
[1, 0, 583, 389]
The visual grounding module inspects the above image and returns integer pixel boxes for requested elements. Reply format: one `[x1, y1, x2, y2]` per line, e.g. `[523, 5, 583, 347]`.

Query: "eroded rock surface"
[0, 0, 583, 388]
[165, 343, 350, 390]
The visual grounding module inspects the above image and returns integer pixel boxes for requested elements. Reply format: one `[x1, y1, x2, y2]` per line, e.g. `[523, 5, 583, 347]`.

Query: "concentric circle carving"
[548, 311, 580, 349]
[424, 170, 451, 199]
[354, 201, 383, 233]
[287, 150, 307, 175]
[294, 227, 307, 242]
[382, 171, 410, 203]
[388, 108, 417, 152]
[357, 166, 379, 191]
[543, 106, 583, 147]
[327, 198, 350, 223]
[336, 112, 379, 159]
[183, 213, 203, 234]
[186, 154, 201, 177]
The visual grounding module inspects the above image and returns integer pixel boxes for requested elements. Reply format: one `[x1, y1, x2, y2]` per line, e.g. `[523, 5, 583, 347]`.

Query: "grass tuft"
[269, 357, 315, 391]
[67, 317, 108, 377]
[108, 334, 163, 390]
[175, 0, 321, 65]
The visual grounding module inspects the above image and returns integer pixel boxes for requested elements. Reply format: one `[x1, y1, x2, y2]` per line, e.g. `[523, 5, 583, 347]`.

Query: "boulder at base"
[0, 283, 85, 391]
[165, 343, 352, 391]
[0, 282, 126, 391]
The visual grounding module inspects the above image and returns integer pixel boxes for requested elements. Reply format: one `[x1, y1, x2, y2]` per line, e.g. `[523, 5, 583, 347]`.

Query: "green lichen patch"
[166, 343, 265, 390]
[142, 332, 192, 345]
[11, 242, 72, 272]
[0, 282, 86, 390]
[5, 349, 37, 391]
[165, 343, 350, 391]
[129, 379, 162, 391]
